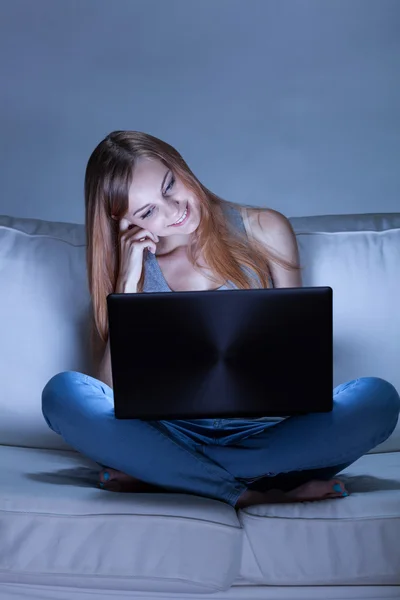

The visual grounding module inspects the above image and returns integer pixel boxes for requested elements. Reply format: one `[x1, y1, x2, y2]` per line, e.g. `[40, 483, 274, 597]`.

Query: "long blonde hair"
[85, 131, 299, 344]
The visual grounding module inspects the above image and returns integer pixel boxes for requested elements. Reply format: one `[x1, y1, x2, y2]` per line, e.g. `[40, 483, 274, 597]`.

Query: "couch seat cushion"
[0, 446, 241, 593]
[236, 451, 400, 586]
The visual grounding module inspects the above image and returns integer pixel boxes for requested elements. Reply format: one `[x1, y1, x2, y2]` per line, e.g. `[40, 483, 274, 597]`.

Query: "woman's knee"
[42, 371, 87, 432]
[359, 376, 400, 430]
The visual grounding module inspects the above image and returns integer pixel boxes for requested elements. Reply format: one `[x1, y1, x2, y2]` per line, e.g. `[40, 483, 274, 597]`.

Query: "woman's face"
[117, 157, 201, 237]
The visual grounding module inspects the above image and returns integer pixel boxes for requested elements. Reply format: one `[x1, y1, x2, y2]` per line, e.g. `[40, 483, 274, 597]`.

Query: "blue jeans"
[42, 373, 400, 506]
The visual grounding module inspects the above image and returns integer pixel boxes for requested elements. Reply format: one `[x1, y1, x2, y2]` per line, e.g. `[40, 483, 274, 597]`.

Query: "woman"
[42, 131, 400, 509]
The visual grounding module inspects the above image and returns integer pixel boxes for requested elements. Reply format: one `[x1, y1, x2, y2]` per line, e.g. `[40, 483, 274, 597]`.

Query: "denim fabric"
[42, 373, 400, 506]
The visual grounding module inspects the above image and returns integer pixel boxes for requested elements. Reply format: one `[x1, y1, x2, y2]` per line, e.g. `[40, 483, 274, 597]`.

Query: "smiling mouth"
[169, 202, 189, 227]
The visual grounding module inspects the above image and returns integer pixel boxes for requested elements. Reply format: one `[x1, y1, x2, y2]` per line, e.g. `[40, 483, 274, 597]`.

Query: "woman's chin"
[165, 221, 200, 237]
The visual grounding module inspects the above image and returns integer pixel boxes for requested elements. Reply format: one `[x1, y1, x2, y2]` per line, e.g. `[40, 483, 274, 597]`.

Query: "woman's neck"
[156, 232, 195, 256]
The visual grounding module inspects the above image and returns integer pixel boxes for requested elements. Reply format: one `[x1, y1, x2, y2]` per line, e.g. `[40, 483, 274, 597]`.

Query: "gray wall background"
[0, 0, 399, 224]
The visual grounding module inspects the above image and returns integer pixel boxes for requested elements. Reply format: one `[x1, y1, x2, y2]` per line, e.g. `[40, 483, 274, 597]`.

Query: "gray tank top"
[143, 203, 264, 292]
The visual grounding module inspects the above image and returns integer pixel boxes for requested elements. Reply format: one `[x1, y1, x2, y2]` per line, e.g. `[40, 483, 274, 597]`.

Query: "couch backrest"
[1, 212, 399, 451]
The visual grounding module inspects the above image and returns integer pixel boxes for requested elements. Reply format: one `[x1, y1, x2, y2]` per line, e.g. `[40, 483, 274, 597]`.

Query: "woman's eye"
[141, 207, 155, 219]
[164, 175, 175, 194]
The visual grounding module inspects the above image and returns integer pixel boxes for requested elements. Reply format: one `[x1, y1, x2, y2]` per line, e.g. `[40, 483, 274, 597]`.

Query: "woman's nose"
[166, 200, 180, 220]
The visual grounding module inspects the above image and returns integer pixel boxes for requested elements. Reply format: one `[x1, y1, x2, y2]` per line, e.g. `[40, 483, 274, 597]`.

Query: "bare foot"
[99, 470, 350, 507]
[98, 468, 163, 493]
[236, 478, 349, 509]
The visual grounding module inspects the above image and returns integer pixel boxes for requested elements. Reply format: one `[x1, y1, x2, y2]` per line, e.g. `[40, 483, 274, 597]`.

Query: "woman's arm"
[246, 208, 302, 288]
[90, 272, 138, 389]
[90, 321, 113, 388]
[98, 338, 113, 389]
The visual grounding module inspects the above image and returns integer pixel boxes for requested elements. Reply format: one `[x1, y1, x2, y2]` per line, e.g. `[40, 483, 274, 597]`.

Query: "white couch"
[0, 212, 399, 600]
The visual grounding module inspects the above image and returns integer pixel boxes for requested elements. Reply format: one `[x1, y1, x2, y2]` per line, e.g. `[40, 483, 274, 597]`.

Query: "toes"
[99, 468, 141, 485]
[99, 468, 124, 484]
[99, 469, 114, 484]
[330, 479, 349, 497]
[286, 479, 350, 502]
[325, 491, 349, 499]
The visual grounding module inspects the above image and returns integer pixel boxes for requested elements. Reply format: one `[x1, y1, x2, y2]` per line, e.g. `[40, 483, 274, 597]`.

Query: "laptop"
[107, 287, 333, 420]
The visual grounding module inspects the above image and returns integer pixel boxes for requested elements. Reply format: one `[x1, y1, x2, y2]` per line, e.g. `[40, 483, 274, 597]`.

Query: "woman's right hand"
[115, 218, 159, 293]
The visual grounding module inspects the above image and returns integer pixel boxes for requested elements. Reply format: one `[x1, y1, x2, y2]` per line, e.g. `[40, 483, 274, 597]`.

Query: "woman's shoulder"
[238, 205, 295, 247]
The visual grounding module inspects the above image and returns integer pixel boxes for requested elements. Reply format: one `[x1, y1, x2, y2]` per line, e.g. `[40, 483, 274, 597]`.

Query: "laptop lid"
[107, 287, 333, 420]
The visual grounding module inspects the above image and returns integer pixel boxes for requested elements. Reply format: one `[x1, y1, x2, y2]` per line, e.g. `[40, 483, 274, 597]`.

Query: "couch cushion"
[0, 444, 242, 593]
[236, 451, 400, 586]
[0, 215, 90, 449]
[290, 213, 400, 452]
